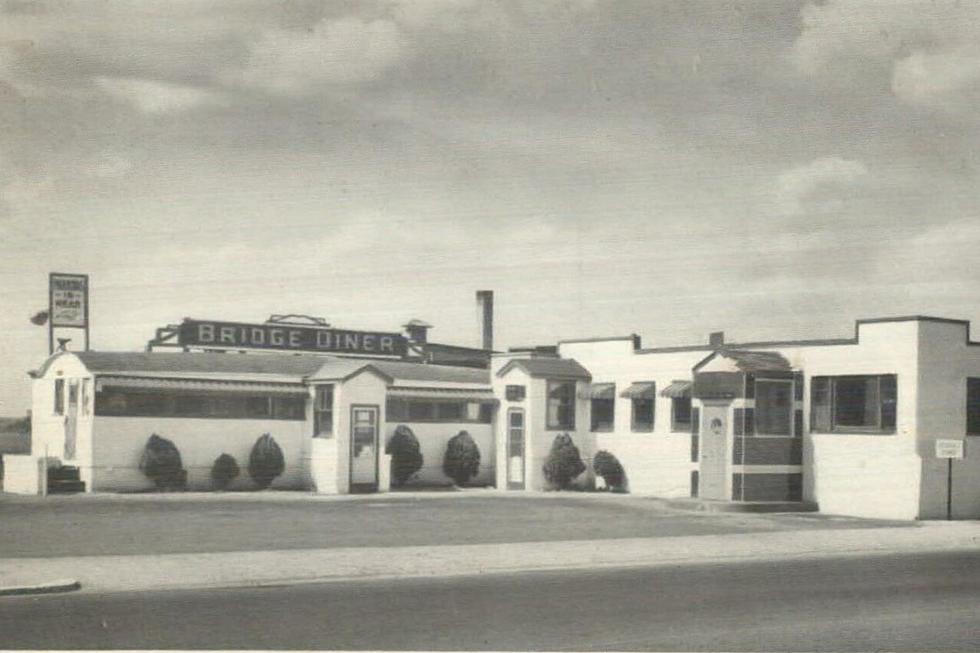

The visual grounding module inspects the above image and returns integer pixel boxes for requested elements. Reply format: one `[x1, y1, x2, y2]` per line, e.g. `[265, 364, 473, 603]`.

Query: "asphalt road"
[3, 551, 978, 650]
[0, 493, 909, 557]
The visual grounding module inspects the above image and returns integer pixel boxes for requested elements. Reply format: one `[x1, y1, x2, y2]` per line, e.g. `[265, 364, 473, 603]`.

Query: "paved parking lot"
[0, 491, 914, 558]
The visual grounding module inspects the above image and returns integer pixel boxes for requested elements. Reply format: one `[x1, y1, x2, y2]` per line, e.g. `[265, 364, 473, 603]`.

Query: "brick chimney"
[709, 331, 725, 347]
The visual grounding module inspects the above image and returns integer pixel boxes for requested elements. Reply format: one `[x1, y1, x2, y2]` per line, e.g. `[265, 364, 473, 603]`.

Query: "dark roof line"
[632, 316, 980, 355]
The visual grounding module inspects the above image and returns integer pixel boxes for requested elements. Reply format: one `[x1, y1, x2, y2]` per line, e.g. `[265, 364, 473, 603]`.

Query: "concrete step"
[665, 497, 818, 513]
[47, 479, 86, 494]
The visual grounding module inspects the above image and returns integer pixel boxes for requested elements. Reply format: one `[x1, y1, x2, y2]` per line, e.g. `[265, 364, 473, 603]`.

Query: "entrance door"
[349, 405, 379, 492]
[699, 402, 730, 500]
[64, 381, 79, 461]
[507, 408, 525, 490]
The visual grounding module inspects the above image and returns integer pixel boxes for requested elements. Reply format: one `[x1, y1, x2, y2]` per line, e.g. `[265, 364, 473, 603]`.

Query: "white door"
[699, 402, 730, 500]
[350, 405, 379, 491]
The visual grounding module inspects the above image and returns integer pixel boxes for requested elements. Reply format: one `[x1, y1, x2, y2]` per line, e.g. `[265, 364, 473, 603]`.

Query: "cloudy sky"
[1, 0, 979, 412]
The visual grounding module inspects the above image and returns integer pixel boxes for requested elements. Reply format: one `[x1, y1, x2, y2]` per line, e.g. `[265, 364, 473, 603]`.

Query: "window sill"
[631, 428, 655, 433]
[811, 430, 897, 436]
[591, 427, 614, 433]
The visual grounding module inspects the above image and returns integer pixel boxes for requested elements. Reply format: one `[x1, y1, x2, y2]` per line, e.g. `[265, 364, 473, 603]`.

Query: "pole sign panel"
[50, 273, 88, 327]
[935, 439, 965, 460]
[177, 319, 408, 356]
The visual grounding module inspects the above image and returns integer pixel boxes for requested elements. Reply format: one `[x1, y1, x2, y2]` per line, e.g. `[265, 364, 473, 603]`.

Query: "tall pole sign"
[49, 273, 90, 354]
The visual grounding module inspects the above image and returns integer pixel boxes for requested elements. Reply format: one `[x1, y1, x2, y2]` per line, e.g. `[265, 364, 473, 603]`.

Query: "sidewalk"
[2, 521, 978, 596]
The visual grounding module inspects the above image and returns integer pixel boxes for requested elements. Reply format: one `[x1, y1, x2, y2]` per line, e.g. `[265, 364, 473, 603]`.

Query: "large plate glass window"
[546, 381, 576, 430]
[810, 375, 897, 434]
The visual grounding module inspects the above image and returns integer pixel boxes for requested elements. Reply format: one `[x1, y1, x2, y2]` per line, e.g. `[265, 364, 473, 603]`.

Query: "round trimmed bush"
[248, 433, 285, 489]
[211, 453, 240, 491]
[139, 434, 186, 491]
[593, 450, 626, 492]
[542, 433, 586, 490]
[386, 425, 423, 487]
[443, 430, 481, 487]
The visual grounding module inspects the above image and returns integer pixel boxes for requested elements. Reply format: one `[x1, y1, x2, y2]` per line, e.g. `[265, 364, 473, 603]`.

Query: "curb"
[0, 578, 81, 597]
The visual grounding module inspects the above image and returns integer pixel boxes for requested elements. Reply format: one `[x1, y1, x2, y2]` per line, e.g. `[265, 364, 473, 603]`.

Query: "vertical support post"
[48, 273, 54, 355]
[947, 458, 953, 521]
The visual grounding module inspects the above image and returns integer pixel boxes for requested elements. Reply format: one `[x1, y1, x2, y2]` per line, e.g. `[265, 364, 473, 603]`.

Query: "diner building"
[5, 309, 980, 521]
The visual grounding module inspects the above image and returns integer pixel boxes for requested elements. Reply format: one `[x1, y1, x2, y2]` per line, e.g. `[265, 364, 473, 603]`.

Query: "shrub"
[139, 434, 186, 491]
[443, 430, 481, 487]
[248, 433, 285, 489]
[593, 450, 626, 492]
[386, 425, 423, 486]
[211, 453, 240, 491]
[542, 433, 586, 490]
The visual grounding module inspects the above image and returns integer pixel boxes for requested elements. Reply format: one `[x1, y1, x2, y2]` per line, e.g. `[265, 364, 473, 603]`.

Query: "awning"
[387, 386, 498, 404]
[580, 383, 615, 400]
[660, 380, 692, 398]
[97, 376, 308, 395]
[620, 382, 656, 399]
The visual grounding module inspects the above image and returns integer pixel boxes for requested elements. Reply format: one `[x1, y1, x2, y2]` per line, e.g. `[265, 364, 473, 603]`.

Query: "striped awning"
[620, 382, 656, 399]
[387, 386, 498, 403]
[660, 380, 692, 398]
[96, 376, 308, 395]
[580, 383, 615, 400]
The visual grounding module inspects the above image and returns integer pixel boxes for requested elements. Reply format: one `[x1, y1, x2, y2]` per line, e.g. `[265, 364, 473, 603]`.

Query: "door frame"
[698, 400, 732, 501]
[64, 380, 79, 461]
[506, 407, 526, 490]
[348, 403, 380, 493]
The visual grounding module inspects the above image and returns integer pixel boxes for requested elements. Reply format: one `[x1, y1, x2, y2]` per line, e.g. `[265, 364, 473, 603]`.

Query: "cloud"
[95, 76, 227, 113]
[892, 47, 980, 112]
[791, 1, 980, 113]
[237, 17, 407, 95]
[774, 156, 868, 215]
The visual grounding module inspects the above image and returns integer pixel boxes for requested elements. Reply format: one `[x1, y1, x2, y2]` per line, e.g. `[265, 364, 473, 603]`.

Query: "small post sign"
[48, 273, 90, 354]
[935, 439, 965, 459]
[935, 439, 965, 521]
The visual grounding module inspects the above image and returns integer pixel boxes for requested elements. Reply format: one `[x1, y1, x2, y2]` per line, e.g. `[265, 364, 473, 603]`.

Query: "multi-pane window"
[590, 384, 615, 432]
[671, 397, 692, 432]
[810, 375, 897, 433]
[54, 379, 65, 415]
[386, 398, 492, 424]
[94, 390, 306, 420]
[547, 381, 576, 430]
[314, 385, 334, 436]
[631, 397, 655, 432]
[754, 379, 793, 435]
[967, 378, 980, 435]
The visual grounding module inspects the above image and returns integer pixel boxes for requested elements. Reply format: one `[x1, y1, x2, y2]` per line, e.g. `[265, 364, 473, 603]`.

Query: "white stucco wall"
[560, 321, 929, 519]
[90, 415, 310, 491]
[384, 421, 495, 486]
[30, 353, 96, 489]
[492, 355, 594, 492]
[558, 340, 705, 497]
[914, 320, 980, 518]
[1, 455, 45, 494]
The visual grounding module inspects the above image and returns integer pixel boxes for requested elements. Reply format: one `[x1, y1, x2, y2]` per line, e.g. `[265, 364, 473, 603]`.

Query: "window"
[547, 381, 576, 430]
[245, 396, 272, 418]
[810, 375, 897, 434]
[506, 385, 526, 401]
[967, 378, 980, 435]
[274, 396, 306, 420]
[54, 379, 65, 415]
[408, 401, 435, 421]
[314, 385, 334, 436]
[174, 395, 207, 417]
[671, 397, 692, 431]
[386, 397, 490, 423]
[631, 397, 655, 432]
[591, 395, 615, 431]
[94, 390, 306, 420]
[754, 379, 793, 435]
